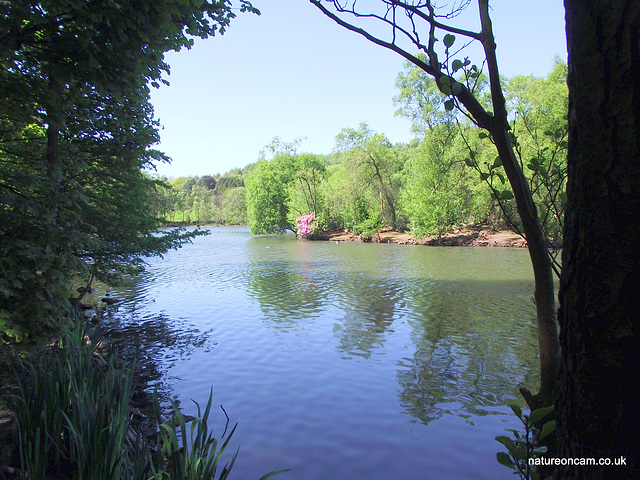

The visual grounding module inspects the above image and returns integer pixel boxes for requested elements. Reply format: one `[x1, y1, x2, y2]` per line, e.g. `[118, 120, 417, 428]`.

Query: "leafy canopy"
[0, 0, 258, 342]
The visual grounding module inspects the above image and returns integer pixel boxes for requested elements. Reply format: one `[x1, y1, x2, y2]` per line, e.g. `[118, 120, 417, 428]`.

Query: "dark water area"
[99, 226, 540, 480]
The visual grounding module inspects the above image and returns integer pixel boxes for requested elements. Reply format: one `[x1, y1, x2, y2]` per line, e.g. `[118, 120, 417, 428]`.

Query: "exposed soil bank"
[312, 228, 528, 248]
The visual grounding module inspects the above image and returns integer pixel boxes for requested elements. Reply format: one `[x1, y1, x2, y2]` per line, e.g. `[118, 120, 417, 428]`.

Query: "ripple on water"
[110, 228, 538, 480]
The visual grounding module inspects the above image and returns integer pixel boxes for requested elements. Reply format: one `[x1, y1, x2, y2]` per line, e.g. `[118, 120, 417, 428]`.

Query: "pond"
[106, 226, 540, 480]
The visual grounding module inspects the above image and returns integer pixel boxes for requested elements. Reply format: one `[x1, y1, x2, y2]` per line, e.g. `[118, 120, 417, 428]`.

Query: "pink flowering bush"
[295, 212, 316, 236]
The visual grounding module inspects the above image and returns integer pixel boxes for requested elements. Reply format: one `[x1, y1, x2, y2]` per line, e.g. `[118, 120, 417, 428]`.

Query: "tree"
[0, 0, 258, 342]
[290, 153, 326, 216]
[311, 0, 559, 407]
[394, 53, 466, 135]
[197, 174, 217, 190]
[401, 123, 488, 237]
[504, 61, 569, 273]
[245, 157, 294, 234]
[221, 187, 247, 225]
[336, 123, 403, 230]
[554, 1, 640, 477]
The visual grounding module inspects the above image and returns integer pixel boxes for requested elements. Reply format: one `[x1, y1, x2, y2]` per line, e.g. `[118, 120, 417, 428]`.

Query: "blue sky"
[149, 1, 567, 178]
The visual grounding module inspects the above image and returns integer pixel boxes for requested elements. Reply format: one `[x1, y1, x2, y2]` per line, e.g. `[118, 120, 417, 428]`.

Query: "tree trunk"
[479, 0, 560, 407]
[555, 1, 640, 478]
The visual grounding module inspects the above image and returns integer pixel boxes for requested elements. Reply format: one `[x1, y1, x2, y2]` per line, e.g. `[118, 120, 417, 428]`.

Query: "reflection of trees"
[396, 279, 539, 425]
[245, 240, 326, 328]
[246, 237, 540, 428]
[246, 239, 401, 357]
[331, 276, 400, 358]
[246, 260, 326, 327]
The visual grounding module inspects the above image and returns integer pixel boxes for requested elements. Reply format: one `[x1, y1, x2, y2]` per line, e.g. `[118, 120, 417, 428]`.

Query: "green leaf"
[258, 470, 292, 480]
[492, 157, 502, 168]
[443, 34, 455, 48]
[496, 452, 516, 469]
[539, 166, 549, 179]
[539, 420, 556, 441]
[529, 406, 554, 425]
[509, 403, 523, 419]
[495, 435, 516, 449]
[510, 446, 528, 460]
[452, 81, 462, 95]
[478, 131, 489, 139]
[464, 158, 475, 167]
[444, 99, 455, 111]
[501, 190, 514, 200]
[452, 59, 463, 71]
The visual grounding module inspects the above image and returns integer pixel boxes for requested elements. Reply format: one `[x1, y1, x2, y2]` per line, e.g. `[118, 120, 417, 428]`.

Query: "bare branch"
[310, 0, 493, 129]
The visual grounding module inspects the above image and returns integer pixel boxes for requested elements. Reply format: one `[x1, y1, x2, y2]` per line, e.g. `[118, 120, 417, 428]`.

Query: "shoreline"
[312, 228, 528, 248]
[164, 223, 529, 248]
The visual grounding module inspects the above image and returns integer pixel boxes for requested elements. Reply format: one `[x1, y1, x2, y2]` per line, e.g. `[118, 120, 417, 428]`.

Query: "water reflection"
[244, 234, 540, 428]
[105, 228, 542, 480]
[245, 237, 329, 329]
[397, 278, 540, 423]
[332, 277, 400, 359]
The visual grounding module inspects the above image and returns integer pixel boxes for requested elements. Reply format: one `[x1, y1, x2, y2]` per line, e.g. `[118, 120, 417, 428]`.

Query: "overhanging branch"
[310, 0, 493, 129]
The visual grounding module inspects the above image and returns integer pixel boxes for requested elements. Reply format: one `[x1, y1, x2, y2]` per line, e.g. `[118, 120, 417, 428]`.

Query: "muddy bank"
[312, 228, 528, 248]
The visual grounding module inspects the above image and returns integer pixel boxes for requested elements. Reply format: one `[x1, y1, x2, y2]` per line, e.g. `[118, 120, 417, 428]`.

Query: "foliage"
[289, 154, 326, 216]
[14, 323, 141, 479]
[148, 170, 248, 226]
[11, 321, 288, 480]
[310, 0, 563, 406]
[400, 124, 489, 237]
[335, 123, 403, 229]
[151, 392, 289, 480]
[0, 0, 258, 342]
[246, 157, 294, 234]
[496, 404, 556, 480]
[221, 186, 247, 225]
[245, 142, 328, 235]
[394, 53, 481, 134]
[197, 175, 217, 190]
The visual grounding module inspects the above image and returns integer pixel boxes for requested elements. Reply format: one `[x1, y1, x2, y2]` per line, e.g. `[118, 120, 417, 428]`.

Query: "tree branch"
[310, 0, 493, 129]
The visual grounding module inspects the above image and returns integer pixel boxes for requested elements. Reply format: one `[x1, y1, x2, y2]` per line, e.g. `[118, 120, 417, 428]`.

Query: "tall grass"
[12, 323, 288, 480]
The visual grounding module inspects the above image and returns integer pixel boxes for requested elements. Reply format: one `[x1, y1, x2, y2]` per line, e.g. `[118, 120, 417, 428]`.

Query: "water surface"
[108, 226, 540, 480]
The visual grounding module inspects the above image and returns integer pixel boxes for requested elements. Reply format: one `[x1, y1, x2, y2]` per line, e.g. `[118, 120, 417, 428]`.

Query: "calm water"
[106, 226, 540, 480]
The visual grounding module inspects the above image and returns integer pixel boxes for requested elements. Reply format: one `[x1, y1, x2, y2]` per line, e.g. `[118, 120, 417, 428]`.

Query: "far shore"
[312, 228, 528, 248]
[164, 223, 528, 248]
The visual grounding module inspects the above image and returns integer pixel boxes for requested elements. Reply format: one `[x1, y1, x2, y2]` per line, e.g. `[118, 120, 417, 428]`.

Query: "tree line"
[241, 59, 567, 256]
[148, 171, 249, 225]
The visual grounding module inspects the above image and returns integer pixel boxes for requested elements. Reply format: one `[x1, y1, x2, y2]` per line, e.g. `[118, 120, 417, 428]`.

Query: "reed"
[11, 322, 288, 480]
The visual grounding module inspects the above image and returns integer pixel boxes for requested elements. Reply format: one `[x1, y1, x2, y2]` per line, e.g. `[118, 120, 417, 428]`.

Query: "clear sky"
[148, 1, 567, 178]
